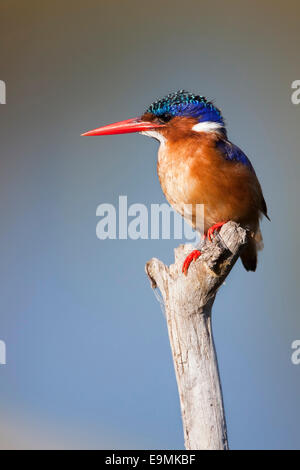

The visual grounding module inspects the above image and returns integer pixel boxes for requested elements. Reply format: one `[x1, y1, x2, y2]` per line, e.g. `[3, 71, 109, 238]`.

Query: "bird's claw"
[182, 222, 227, 275]
[182, 250, 202, 276]
[206, 221, 227, 242]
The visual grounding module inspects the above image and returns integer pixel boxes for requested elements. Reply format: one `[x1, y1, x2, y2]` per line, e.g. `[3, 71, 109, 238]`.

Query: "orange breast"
[157, 134, 263, 233]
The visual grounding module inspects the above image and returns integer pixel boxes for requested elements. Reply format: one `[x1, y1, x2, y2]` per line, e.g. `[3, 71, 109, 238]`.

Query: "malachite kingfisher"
[82, 90, 269, 274]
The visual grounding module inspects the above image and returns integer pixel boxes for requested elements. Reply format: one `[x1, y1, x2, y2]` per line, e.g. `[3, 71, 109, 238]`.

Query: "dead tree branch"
[145, 221, 247, 450]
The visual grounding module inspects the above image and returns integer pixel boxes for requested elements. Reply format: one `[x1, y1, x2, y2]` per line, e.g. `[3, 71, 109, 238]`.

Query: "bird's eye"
[158, 113, 172, 123]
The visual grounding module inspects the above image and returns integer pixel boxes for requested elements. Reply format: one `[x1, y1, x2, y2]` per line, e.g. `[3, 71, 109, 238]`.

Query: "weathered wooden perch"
[145, 221, 247, 450]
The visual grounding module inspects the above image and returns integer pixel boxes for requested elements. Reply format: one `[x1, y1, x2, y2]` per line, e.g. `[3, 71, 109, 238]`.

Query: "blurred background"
[0, 0, 299, 450]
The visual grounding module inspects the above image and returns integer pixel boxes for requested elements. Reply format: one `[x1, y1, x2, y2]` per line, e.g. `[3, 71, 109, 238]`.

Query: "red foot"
[207, 221, 227, 242]
[182, 250, 202, 276]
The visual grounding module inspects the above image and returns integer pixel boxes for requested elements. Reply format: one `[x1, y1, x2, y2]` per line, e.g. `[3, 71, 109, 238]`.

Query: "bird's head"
[82, 90, 225, 143]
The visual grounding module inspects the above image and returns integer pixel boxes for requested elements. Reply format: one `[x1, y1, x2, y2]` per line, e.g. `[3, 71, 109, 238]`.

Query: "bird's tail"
[240, 229, 264, 272]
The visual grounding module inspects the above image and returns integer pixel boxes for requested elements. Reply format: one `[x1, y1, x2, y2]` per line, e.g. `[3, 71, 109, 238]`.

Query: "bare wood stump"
[145, 222, 247, 450]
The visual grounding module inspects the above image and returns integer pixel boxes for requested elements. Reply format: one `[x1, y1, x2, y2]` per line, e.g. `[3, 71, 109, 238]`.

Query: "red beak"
[81, 117, 164, 136]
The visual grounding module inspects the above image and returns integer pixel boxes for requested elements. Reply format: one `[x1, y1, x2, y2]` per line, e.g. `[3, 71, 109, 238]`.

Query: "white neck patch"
[192, 121, 223, 133]
[141, 130, 166, 146]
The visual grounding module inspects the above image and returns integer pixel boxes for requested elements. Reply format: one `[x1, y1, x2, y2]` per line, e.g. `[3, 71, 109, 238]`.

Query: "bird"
[82, 90, 269, 274]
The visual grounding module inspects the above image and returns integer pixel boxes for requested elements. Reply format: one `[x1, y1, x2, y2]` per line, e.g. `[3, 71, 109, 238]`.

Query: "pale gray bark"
[145, 222, 247, 450]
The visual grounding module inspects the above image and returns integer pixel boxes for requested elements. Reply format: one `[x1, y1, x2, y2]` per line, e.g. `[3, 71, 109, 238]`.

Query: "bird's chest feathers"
[157, 145, 190, 206]
[157, 138, 216, 210]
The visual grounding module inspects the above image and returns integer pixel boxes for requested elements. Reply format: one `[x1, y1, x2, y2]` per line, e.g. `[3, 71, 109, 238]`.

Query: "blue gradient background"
[0, 0, 299, 449]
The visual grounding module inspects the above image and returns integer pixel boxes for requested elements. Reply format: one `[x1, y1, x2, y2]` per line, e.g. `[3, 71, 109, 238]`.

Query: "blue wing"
[216, 139, 254, 172]
[216, 139, 270, 219]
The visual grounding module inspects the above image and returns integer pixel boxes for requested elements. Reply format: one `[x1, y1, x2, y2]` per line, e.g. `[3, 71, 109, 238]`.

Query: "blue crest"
[146, 90, 224, 125]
